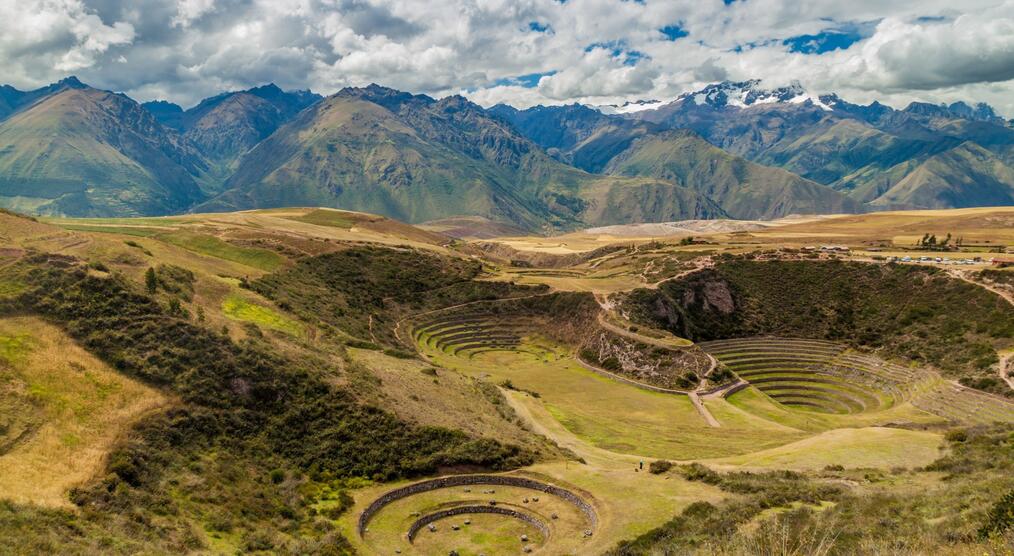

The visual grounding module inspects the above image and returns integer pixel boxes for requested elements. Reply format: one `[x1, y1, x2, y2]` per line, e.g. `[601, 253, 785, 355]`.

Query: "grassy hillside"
[610, 425, 1014, 555]
[0, 247, 534, 552]
[604, 130, 858, 219]
[0, 88, 207, 217]
[208, 89, 725, 231]
[0, 317, 165, 508]
[870, 142, 1014, 209]
[624, 259, 1013, 394]
[251, 245, 546, 346]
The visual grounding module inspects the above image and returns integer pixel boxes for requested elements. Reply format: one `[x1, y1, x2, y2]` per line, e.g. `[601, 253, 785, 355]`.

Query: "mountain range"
[0, 77, 1010, 229]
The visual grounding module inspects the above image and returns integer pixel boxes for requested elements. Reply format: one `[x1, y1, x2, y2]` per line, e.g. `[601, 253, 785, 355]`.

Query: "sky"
[2, 0, 1014, 116]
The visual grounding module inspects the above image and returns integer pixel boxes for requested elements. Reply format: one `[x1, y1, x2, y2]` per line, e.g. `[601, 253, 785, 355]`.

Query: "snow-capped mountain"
[673, 80, 835, 111]
[593, 99, 669, 115]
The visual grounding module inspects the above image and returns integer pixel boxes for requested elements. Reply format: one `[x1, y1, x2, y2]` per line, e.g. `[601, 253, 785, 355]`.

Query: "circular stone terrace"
[358, 474, 599, 554]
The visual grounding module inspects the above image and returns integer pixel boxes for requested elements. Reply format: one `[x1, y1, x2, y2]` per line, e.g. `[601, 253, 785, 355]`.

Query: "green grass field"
[158, 231, 284, 271]
[422, 341, 806, 459]
[282, 209, 355, 229]
[221, 294, 304, 336]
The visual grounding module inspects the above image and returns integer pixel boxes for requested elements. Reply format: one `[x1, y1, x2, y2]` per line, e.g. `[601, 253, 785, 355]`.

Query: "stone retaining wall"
[720, 380, 750, 398]
[406, 505, 549, 542]
[358, 474, 597, 536]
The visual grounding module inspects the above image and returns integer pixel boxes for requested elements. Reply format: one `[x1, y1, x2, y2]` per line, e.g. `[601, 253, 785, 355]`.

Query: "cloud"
[0, 0, 135, 80]
[0, 0, 1012, 116]
[841, 10, 1014, 90]
[172, 0, 216, 28]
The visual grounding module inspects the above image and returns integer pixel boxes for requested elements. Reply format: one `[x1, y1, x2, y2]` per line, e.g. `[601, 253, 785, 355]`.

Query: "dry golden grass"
[745, 207, 1014, 246]
[347, 348, 553, 456]
[0, 317, 167, 508]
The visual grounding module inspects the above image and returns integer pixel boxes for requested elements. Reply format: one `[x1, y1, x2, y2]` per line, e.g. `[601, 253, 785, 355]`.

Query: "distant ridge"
[0, 76, 1010, 222]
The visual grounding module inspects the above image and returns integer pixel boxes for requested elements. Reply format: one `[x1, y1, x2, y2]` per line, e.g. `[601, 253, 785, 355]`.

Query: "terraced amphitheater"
[699, 337, 929, 415]
[411, 309, 551, 359]
[357, 474, 599, 555]
[700, 337, 1014, 425]
[406, 293, 598, 360]
[912, 381, 1014, 425]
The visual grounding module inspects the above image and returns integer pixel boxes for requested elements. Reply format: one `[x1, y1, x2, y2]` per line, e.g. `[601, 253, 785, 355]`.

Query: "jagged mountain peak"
[594, 99, 668, 115]
[671, 79, 833, 110]
[336, 83, 435, 112]
[904, 100, 1004, 123]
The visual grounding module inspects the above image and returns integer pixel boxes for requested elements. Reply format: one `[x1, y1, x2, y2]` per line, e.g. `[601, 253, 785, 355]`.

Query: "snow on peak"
[677, 80, 832, 111]
[594, 99, 669, 114]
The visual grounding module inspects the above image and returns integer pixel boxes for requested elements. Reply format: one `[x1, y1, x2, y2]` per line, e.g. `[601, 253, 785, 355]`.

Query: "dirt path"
[949, 269, 1014, 306]
[688, 392, 720, 427]
[593, 293, 693, 349]
[644, 256, 713, 289]
[947, 270, 1014, 394]
[998, 351, 1014, 392]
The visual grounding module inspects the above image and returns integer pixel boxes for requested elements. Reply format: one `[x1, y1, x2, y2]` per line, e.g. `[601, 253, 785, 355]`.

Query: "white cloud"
[0, 0, 134, 81]
[1, 0, 1013, 116]
[172, 0, 216, 28]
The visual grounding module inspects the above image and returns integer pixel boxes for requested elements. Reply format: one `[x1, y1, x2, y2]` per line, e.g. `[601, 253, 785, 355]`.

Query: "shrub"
[649, 460, 673, 474]
[979, 489, 1014, 539]
[679, 463, 721, 485]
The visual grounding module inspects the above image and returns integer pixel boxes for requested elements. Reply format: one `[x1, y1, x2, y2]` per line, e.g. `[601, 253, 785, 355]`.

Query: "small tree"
[144, 267, 157, 294]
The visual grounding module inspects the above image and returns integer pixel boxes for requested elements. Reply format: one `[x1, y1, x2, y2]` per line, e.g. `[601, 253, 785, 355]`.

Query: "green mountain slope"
[0, 87, 207, 216]
[206, 87, 725, 229]
[869, 142, 1014, 209]
[756, 118, 958, 201]
[624, 81, 1014, 211]
[180, 84, 320, 170]
[202, 94, 554, 228]
[603, 130, 859, 219]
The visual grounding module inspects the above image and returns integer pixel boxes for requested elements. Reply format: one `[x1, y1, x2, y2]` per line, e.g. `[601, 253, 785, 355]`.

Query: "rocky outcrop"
[580, 328, 711, 390]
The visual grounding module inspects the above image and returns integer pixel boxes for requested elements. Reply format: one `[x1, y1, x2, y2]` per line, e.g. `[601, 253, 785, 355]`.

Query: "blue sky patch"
[529, 21, 551, 33]
[585, 40, 649, 65]
[784, 30, 861, 54]
[783, 21, 875, 54]
[493, 71, 557, 88]
[660, 24, 689, 41]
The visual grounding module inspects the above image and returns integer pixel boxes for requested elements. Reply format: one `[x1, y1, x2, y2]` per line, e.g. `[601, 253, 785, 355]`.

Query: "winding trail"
[590, 292, 722, 426]
[998, 352, 1014, 392]
[688, 392, 720, 427]
[947, 269, 1014, 393]
[949, 269, 1014, 307]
